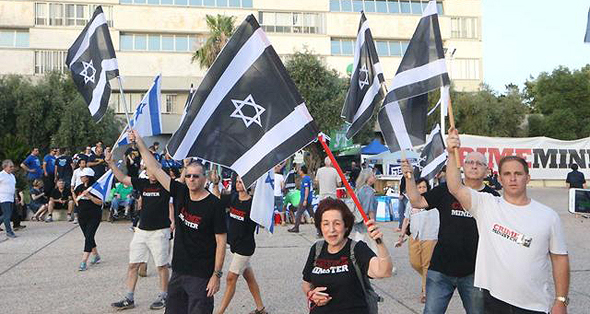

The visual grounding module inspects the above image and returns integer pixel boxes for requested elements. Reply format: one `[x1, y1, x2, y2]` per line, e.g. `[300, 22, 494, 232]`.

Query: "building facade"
[0, 0, 483, 134]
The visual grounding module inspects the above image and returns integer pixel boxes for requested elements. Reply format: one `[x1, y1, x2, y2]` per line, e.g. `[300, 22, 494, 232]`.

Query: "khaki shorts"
[129, 228, 171, 267]
[228, 252, 251, 275]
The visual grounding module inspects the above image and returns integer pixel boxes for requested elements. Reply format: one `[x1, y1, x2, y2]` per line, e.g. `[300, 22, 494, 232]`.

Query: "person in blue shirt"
[288, 165, 314, 233]
[21, 148, 43, 184]
[43, 147, 58, 194]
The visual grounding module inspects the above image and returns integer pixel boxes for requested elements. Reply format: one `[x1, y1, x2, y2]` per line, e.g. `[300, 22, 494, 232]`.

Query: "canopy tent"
[361, 139, 388, 155]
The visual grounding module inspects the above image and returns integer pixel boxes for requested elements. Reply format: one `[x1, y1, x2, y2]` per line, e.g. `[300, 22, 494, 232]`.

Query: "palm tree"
[191, 14, 236, 69]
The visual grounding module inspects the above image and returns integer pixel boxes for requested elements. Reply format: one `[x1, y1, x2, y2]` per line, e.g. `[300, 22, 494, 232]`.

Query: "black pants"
[11, 203, 23, 227]
[165, 272, 213, 314]
[293, 201, 313, 230]
[483, 290, 546, 314]
[43, 174, 55, 196]
[78, 209, 101, 252]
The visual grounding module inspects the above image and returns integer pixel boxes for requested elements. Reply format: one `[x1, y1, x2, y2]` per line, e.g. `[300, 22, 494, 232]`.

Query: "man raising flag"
[66, 6, 119, 122]
[341, 12, 385, 139]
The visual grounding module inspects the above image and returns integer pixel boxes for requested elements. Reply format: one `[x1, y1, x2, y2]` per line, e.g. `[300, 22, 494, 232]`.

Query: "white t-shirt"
[274, 173, 284, 197]
[71, 168, 83, 189]
[468, 190, 568, 312]
[315, 166, 341, 196]
[404, 202, 439, 241]
[0, 170, 16, 203]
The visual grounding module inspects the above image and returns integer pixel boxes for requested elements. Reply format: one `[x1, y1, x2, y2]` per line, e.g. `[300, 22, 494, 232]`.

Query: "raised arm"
[445, 128, 472, 209]
[105, 151, 132, 186]
[129, 129, 171, 191]
[400, 161, 429, 209]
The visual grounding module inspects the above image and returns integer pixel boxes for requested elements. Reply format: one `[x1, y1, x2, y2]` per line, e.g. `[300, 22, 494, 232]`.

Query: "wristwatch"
[214, 270, 223, 278]
[556, 296, 569, 306]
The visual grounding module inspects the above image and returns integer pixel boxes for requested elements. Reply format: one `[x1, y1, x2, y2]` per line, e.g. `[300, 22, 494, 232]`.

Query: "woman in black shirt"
[302, 198, 393, 313]
[73, 168, 103, 271]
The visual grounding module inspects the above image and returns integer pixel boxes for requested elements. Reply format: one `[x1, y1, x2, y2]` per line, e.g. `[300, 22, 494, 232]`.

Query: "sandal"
[249, 307, 268, 314]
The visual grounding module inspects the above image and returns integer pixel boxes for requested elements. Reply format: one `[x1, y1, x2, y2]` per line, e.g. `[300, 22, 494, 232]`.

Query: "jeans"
[292, 201, 313, 230]
[398, 197, 408, 228]
[111, 197, 133, 213]
[0, 202, 15, 236]
[423, 270, 483, 314]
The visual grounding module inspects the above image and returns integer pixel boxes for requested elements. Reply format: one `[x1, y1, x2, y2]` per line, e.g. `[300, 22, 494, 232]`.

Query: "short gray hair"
[2, 159, 14, 169]
[324, 156, 331, 167]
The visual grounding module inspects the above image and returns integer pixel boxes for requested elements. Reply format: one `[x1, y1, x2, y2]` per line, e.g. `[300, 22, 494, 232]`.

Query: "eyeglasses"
[464, 160, 487, 167]
[186, 173, 204, 179]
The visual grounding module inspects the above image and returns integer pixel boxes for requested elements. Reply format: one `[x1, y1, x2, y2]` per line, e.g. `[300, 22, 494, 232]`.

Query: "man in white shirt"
[0, 159, 17, 238]
[273, 165, 286, 225]
[444, 128, 570, 314]
[314, 157, 342, 200]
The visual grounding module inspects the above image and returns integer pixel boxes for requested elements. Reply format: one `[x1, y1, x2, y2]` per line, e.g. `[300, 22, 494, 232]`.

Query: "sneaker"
[45, 216, 53, 222]
[79, 262, 87, 271]
[129, 226, 135, 232]
[249, 307, 268, 314]
[6, 233, 17, 239]
[111, 297, 135, 310]
[73, 217, 78, 224]
[67, 214, 73, 222]
[90, 254, 101, 265]
[149, 296, 166, 310]
[287, 227, 299, 233]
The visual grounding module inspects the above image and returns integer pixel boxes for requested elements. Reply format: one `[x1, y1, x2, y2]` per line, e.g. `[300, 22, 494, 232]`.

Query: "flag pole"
[117, 76, 133, 127]
[317, 134, 382, 245]
[446, 96, 461, 168]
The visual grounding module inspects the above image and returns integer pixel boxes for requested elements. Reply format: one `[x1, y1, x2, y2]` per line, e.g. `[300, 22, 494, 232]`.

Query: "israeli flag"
[88, 169, 114, 202]
[251, 169, 276, 233]
[116, 74, 163, 146]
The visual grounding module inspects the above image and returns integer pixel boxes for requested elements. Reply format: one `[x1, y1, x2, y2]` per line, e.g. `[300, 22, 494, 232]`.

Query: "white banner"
[459, 135, 590, 180]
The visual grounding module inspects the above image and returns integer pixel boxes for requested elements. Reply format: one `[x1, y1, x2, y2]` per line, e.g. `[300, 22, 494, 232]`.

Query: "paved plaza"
[1, 187, 589, 314]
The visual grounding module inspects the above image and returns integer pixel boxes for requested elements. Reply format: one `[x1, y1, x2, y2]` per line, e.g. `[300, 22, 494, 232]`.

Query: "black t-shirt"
[220, 194, 257, 256]
[74, 184, 102, 212]
[125, 147, 141, 177]
[88, 153, 107, 179]
[55, 155, 73, 179]
[350, 167, 360, 184]
[566, 170, 586, 188]
[423, 182, 500, 277]
[302, 239, 375, 314]
[131, 177, 171, 231]
[30, 187, 48, 205]
[169, 179, 227, 278]
[50, 188, 71, 201]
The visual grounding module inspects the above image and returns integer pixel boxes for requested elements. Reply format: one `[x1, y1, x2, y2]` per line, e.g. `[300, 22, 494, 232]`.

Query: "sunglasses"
[186, 173, 204, 179]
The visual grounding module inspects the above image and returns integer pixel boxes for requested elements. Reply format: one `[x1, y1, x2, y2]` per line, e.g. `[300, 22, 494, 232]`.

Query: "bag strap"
[349, 240, 369, 296]
[314, 240, 325, 264]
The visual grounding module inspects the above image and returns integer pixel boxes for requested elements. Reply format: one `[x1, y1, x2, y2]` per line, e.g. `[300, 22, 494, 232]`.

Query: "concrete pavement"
[1, 187, 589, 313]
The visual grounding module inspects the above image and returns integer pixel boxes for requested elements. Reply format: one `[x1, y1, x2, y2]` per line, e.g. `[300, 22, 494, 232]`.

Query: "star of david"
[136, 101, 147, 115]
[358, 64, 370, 90]
[230, 94, 266, 128]
[265, 172, 275, 190]
[79, 59, 96, 85]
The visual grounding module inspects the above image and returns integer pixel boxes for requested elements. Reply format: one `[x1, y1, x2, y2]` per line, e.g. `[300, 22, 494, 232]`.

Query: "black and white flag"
[378, 94, 428, 152]
[379, 0, 448, 151]
[419, 124, 447, 180]
[166, 15, 319, 188]
[341, 12, 385, 139]
[66, 6, 119, 122]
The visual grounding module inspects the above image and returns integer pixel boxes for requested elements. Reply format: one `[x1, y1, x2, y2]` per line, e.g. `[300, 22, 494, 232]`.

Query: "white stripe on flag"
[427, 99, 441, 116]
[68, 12, 108, 67]
[173, 28, 271, 159]
[88, 58, 118, 116]
[421, 151, 447, 178]
[422, 0, 438, 17]
[440, 85, 450, 118]
[231, 103, 314, 176]
[351, 74, 382, 123]
[384, 101, 413, 150]
[389, 58, 447, 91]
[351, 19, 369, 79]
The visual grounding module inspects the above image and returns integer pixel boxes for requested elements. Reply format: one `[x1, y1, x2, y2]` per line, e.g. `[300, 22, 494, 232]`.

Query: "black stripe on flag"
[341, 12, 385, 139]
[384, 1, 449, 104]
[166, 15, 319, 188]
[66, 6, 119, 122]
[419, 124, 447, 180]
[378, 94, 428, 152]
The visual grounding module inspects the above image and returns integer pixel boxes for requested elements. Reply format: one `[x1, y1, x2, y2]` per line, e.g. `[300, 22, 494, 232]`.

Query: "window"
[164, 94, 177, 113]
[259, 11, 324, 34]
[451, 59, 480, 80]
[120, 33, 202, 52]
[111, 93, 144, 114]
[331, 38, 409, 57]
[34, 50, 68, 74]
[329, 0, 443, 15]
[451, 17, 480, 39]
[0, 30, 29, 48]
[330, 38, 355, 56]
[35, 2, 113, 27]
[120, 0, 252, 7]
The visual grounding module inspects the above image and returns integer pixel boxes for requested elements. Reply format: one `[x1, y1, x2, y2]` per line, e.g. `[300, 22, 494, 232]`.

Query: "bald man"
[401, 152, 500, 314]
[314, 156, 342, 200]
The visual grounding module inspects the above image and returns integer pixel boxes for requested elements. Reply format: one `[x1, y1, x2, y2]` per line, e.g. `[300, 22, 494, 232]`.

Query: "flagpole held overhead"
[446, 97, 461, 168]
[117, 76, 133, 127]
[317, 134, 382, 245]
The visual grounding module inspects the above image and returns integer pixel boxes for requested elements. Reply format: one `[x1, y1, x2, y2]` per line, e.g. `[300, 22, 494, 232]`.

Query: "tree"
[525, 65, 590, 139]
[191, 14, 236, 69]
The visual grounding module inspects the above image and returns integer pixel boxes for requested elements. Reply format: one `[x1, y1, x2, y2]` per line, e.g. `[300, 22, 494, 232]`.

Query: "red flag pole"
[317, 134, 382, 244]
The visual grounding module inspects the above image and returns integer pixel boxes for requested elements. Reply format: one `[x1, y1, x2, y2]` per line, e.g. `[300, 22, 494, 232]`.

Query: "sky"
[482, 0, 590, 93]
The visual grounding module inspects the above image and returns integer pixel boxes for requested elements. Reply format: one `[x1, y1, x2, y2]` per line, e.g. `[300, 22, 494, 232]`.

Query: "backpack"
[313, 239, 381, 314]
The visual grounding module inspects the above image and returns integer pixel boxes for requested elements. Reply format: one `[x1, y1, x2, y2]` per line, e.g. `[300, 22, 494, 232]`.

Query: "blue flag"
[116, 74, 163, 146]
[251, 170, 276, 233]
[88, 169, 114, 201]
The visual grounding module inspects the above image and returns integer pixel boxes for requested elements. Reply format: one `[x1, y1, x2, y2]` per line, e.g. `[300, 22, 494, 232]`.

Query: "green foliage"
[524, 65, 590, 139]
[191, 14, 236, 69]
[0, 134, 30, 165]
